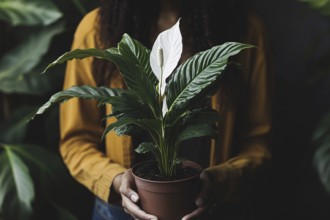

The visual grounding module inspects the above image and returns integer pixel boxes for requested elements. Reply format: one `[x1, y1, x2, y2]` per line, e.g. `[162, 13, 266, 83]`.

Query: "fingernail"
[196, 197, 204, 206]
[150, 218, 157, 220]
[130, 194, 138, 202]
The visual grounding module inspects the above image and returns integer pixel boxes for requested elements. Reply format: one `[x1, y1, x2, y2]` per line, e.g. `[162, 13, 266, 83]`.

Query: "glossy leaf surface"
[0, 0, 62, 26]
[313, 113, 330, 193]
[0, 146, 34, 220]
[0, 22, 65, 93]
[135, 142, 155, 154]
[33, 85, 122, 118]
[165, 42, 253, 124]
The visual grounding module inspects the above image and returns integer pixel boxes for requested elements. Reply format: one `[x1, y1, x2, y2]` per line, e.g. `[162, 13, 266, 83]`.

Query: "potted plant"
[32, 19, 252, 219]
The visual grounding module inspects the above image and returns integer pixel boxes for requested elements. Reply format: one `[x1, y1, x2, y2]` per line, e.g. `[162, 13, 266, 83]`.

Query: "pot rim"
[131, 160, 202, 184]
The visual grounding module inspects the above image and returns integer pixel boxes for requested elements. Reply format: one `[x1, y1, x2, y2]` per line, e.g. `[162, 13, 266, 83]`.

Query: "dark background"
[251, 0, 330, 219]
[1, 0, 330, 219]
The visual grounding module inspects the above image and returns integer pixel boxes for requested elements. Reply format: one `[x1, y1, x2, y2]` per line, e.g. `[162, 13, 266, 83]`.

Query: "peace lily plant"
[32, 19, 252, 178]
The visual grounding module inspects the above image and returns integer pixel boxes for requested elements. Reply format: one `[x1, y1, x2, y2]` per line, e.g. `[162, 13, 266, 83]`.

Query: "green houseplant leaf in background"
[0, 106, 36, 143]
[0, 0, 98, 219]
[0, 21, 65, 94]
[295, 0, 330, 197]
[0, 106, 82, 220]
[312, 113, 330, 194]
[0, 144, 84, 220]
[0, 145, 34, 220]
[0, 0, 64, 95]
[0, 2, 64, 218]
[0, 0, 62, 26]
[0, 104, 37, 220]
[298, 0, 330, 15]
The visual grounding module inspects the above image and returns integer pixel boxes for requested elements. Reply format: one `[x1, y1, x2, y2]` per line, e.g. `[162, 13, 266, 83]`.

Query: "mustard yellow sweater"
[60, 8, 272, 203]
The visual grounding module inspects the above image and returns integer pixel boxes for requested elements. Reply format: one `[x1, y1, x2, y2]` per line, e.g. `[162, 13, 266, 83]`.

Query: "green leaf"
[109, 34, 158, 112]
[135, 142, 155, 154]
[164, 108, 218, 149]
[106, 92, 152, 119]
[0, 57, 65, 95]
[313, 136, 330, 193]
[177, 123, 215, 144]
[0, 66, 61, 95]
[0, 0, 62, 26]
[120, 34, 157, 86]
[6, 143, 90, 202]
[103, 117, 139, 138]
[0, 144, 89, 219]
[0, 106, 37, 143]
[166, 42, 253, 115]
[181, 108, 219, 125]
[312, 112, 330, 194]
[0, 146, 34, 220]
[43, 34, 159, 115]
[31, 85, 122, 119]
[165, 42, 253, 126]
[43, 48, 114, 73]
[0, 21, 65, 92]
[103, 118, 161, 144]
[103, 93, 152, 136]
[298, 0, 330, 15]
[6, 144, 61, 177]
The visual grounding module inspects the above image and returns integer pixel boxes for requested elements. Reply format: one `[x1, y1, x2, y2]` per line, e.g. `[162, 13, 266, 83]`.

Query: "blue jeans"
[92, 197, 134, 220]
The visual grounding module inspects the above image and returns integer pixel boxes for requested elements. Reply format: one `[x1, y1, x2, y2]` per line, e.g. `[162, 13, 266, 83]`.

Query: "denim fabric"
[92, 197, 134, 220]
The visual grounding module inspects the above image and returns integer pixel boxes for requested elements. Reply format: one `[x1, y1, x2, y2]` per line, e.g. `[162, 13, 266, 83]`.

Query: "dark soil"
[134, 161, 200, 181]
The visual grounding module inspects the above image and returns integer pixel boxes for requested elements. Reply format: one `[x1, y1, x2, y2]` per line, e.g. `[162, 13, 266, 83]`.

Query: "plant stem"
[157, 65, 167, 176]
[157, 49, 173, 177]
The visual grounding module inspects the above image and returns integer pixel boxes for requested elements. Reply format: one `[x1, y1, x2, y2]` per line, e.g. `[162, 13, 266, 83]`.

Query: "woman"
[60, 0, 272, 219]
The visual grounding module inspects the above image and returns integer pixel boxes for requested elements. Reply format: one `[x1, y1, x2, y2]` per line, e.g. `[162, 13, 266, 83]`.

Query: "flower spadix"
[150, 19, 183, 97]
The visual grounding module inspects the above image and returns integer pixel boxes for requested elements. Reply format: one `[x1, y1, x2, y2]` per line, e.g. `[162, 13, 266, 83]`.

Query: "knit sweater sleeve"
[59, 8, 126, 202]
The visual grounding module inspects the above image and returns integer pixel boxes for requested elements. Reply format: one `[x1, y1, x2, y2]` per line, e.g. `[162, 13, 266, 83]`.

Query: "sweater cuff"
[94, 165, 127, 202]
[204, 156, 258, 202]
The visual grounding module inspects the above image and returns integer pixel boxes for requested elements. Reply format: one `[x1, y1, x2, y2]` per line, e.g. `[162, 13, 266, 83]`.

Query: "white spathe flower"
[150, 18, 183, 96]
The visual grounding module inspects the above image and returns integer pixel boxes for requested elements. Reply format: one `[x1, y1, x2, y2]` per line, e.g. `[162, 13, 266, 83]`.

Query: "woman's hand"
[181, 171, 213, 220]
[113, 169, 158, 220]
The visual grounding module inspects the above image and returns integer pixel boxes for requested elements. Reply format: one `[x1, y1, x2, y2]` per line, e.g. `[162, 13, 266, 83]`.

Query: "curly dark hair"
[93, 0, 248, 85]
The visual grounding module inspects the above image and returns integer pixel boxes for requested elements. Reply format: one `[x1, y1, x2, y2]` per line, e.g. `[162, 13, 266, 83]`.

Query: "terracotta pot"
[131, 160, 202, 220]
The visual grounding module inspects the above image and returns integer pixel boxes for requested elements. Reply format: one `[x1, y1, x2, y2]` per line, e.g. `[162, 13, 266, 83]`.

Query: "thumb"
[119, 169, 139, 203]
[196, 171, 212, 207]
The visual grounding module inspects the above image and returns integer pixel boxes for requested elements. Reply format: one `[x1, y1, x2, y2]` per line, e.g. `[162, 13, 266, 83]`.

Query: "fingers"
[119, 169, 158, 220]
[181, 206, 207, 220]
[119, 169, 139, 202]
[195, 171, 212, 207]
[182, 171, 213, 220]
[122, 195, 157, 220]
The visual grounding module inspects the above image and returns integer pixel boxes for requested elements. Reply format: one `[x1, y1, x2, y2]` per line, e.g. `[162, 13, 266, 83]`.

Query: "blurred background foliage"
[1, 0, 330, 220]
[294, 0, 330, 198]
[0, 0, 97, 219]
[298, 0, 330, 198]
[298, 0, 330, 15]
[249, 0, 330, 219]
